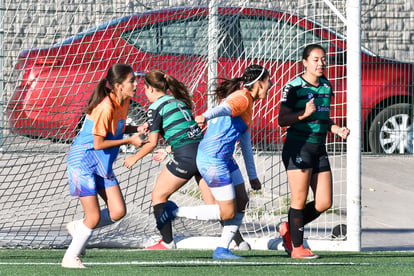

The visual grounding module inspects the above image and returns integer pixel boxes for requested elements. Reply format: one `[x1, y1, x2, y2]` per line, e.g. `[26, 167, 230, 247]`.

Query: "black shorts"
[167, 142, 201, 180]
[282, 139, 331, 174]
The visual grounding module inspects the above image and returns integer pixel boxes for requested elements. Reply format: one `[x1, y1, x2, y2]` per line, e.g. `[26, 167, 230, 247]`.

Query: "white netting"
[0, 0, 351, 249]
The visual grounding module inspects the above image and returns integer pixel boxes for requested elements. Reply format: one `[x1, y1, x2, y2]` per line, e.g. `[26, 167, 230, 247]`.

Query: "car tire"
[368, 103, 413, 154]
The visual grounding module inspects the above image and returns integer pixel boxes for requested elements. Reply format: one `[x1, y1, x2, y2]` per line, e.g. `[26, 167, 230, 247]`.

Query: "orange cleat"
[145, 239, 176, 250]
[291, 245, 319, 259]
[277, 222, 293, 256]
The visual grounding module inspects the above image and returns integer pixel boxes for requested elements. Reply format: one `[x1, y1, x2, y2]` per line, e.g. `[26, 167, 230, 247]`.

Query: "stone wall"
[361, 0, 414, 61]
[2, 0, 413, 74]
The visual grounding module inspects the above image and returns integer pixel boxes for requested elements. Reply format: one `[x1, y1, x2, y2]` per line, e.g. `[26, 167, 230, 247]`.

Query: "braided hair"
[214, 64, 269, 101]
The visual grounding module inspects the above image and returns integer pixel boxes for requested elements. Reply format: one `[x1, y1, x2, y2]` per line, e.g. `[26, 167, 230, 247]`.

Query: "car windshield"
[121, 17, 209, 56]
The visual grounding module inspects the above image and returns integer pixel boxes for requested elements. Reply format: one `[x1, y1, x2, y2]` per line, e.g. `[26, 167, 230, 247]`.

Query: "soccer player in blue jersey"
[156, 65, 271, 259]
[277, 44, 350, 259]
[62, 63, 147, 268]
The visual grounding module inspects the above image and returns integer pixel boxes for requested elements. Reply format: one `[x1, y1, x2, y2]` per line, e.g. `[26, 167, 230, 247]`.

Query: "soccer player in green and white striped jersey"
[278, 44, 350, 259]
[123, 70, 249, 250]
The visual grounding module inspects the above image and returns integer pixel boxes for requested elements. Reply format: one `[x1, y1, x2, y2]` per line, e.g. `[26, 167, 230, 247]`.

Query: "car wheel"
[368, 103, 413, 154]
[120, 101, 147, 153]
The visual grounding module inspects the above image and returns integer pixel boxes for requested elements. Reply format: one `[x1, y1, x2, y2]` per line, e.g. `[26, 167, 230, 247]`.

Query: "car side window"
[239, 16, 342, 64]
[218, 14, 244, 59]
[122, 27, 158, 53]
[121, 18, 208, 56]
[161, 19, 208, 56]
[240, 17, 280, 60]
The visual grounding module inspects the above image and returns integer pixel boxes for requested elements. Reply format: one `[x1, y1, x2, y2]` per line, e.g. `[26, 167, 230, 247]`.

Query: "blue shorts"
[67, 166, 118, 197]
[196, 151, 244, 201]
[196, 151, 243, 187]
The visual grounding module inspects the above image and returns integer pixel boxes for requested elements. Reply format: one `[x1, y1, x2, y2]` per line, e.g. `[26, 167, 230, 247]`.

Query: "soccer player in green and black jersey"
[123, 69, 249, 250]
[277, 44, 350, 259]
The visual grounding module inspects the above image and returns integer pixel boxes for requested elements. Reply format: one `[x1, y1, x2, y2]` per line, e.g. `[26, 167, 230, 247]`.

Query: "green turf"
[0, 249, 413, 275]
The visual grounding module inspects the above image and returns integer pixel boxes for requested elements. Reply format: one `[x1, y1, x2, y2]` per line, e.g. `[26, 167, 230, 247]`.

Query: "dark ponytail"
[145, 70, 193, 109]
[214, 64, 269, 101]
[86, 63, 134, 114]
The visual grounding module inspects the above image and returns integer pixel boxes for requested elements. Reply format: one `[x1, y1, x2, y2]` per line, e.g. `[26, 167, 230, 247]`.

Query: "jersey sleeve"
[91, 105, 112, 137]
[280, 83, 298, 109]
[202, 102, 232, 121]
[147, 108, 162, 133]
[226, 93, 249, 117]
[239, 130, 257, 179]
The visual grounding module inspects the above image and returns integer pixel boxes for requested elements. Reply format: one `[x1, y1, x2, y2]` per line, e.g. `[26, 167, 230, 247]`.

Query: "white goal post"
[0, 0, 360, 251]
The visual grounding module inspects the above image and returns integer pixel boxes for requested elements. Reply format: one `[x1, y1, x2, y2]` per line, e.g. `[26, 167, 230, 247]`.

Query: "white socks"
[175, 206, 245, 249]
[64, 209, 116, 258]
[176, 204, 221, 221]
[217, 212, 244, 249]
[64, 219, 92, 258]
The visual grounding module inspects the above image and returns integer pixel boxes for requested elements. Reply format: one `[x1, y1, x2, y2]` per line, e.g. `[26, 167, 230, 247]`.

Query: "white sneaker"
[66, 221, 86, 256]
[61, 256, 86, 269]
[234, 241, 251, 251]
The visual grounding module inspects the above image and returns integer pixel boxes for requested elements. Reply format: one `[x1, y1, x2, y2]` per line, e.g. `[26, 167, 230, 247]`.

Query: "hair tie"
[163, 74, 170, 90]
[243, 67, 265, 87]
[105, 79, 112, 91]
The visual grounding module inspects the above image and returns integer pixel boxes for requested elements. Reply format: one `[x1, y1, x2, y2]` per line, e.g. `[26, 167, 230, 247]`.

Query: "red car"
[7, 7, 414, 153]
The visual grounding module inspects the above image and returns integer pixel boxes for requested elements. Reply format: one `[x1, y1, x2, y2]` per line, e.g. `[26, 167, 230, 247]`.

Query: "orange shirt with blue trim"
[68, 94, 129, 178]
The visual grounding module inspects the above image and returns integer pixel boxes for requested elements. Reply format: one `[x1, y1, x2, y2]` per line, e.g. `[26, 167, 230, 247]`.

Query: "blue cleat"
[156, 200, 178, 230]
[212, 247, 243, 259]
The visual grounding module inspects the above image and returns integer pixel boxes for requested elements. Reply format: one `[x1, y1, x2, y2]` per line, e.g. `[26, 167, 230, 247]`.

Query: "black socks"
[153, 203, 173, 244]
[288, 201, 322, 247]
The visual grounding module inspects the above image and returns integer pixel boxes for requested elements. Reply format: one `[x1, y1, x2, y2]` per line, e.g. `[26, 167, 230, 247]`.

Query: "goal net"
[0, 0, 355, 251]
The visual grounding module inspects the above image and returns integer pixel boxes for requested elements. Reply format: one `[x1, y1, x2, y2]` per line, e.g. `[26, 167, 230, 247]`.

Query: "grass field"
[1, 249, 414, 275]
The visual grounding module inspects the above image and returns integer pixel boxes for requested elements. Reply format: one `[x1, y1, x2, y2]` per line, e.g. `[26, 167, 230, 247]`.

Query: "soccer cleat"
[277, 221, 293, 256]
[234, 241, 251, 251]
[156, 200, 178, 230]
[66, 221, 86, 256]
[212, 247, 243, 259]
[146, 239, 176, 250]
[61, 256, 86, 269]
[291, 245, 319, 259]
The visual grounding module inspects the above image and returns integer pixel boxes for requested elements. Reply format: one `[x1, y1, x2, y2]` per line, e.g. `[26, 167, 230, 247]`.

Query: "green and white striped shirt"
[147, 94, 202, 150]
[281, 76, 333, 145]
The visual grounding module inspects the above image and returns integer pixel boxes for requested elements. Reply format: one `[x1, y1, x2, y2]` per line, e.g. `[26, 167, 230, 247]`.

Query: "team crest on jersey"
[295, 155, 303, 164]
